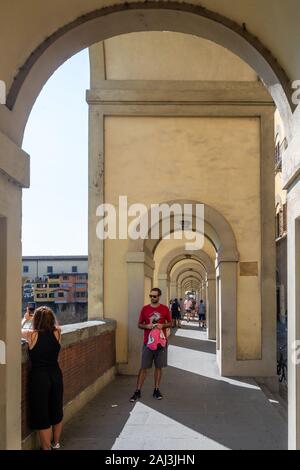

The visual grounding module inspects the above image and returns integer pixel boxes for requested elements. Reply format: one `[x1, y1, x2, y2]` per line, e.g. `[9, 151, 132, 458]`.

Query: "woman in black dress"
[21, 306, 63, 450]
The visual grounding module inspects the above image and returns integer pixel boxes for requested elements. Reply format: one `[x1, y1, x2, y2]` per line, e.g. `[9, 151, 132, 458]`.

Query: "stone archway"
[158, 258, 207, 303]
[128, 200, 239, 258]
[174, 266, 205, 293]
[126, 200, 240, 375]
[157, 248, 216, 339]
[160, 248, 216, 278]
[179, 275, 203, 304]
[2, 2, 293, 147]
[126, 197, 276, 377]
[178, 272, 203, 290]
[174, 267, 206, 308]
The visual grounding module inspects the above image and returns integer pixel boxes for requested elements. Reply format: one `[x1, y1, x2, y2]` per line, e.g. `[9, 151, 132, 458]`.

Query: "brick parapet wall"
[22, 320, 116, 440]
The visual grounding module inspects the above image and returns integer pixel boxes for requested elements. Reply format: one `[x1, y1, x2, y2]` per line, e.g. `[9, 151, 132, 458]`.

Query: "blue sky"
[22, 49, 89, 255]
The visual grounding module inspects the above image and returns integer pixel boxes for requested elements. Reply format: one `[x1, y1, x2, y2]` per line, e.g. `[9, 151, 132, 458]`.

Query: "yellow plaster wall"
[104, 115, 261, 361]
[104, 32, 258, 81]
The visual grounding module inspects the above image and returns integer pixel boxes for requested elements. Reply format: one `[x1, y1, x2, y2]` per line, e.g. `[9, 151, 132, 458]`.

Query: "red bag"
[147, 328, 167, 350]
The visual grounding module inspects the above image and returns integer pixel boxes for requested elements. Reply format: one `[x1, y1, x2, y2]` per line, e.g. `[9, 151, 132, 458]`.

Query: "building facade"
[22, 257, 88, 321]
[34, 273, 88, 304]
[22, 256, 88, 281]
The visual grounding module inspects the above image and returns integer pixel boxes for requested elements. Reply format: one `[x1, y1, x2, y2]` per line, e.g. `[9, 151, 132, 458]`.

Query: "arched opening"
[21, 50, 89, 324]
[126, 199, 274, 377]
[1, 2, 295, 449]
[156, 245, 216, 339]
[3, 3, 293, 147]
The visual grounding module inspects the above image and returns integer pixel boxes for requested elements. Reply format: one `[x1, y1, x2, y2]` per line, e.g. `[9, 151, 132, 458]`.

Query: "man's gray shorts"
[141, 344, 168, 369]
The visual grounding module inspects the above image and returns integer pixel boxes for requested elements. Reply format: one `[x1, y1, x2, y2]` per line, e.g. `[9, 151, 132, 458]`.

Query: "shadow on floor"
[169, 330, 216, 354]
[61, 326, 287, 450]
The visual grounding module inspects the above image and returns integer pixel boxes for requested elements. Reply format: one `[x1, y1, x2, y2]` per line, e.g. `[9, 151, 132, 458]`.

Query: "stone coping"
[22, 319, 116, 364]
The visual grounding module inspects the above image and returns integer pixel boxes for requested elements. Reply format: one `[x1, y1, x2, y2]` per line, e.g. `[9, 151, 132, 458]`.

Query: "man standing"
[129, 288, 172, 402]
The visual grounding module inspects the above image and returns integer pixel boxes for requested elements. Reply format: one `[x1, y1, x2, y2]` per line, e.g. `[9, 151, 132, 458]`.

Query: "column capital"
[0, 131, 30, 188]
[215, 251, 239, 268]
[126, 251, 155, 270]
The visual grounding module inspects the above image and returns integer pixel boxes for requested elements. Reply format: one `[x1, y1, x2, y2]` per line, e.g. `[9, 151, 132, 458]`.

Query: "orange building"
[34, 273, 88, 304]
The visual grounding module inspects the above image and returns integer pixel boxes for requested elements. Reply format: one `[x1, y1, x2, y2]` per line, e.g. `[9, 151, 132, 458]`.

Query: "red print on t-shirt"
[139, 304, 172, 344]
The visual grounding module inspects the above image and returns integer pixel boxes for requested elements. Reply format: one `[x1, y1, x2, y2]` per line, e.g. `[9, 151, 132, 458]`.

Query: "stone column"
[202, 281, 207, 302]
[216, 276, 220, 352]
[88, 106, 104, 319]
[198, 284, 202, 300]
[170, 281, 177, 300]
[157, 274, 169, 305]
[206, 276, 216, 341]
[177, 284, 182, 299]
[287, 187, 300, 449]
[0, 197, 22, 450]
[216, 261, 238, 376]
[121, 252, 154, 375]
[282, 108, 300, 449]
[87, 45, 107, 320]
[260, 110, 277, 379]
[0, 134, 29, 449]
[0, 216, 7, 450]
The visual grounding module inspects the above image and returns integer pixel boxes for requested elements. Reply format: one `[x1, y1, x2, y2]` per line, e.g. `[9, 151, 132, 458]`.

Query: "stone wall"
[21, 320, 116, 445]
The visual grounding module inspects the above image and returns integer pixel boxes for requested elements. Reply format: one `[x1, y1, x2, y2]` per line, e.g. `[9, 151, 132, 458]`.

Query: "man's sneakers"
[153, 388, 163, 400]
[130, 390, 141, 402]
[130, 388, 163, 401]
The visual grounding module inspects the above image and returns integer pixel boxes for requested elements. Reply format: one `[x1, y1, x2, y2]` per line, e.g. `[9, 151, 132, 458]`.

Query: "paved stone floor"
[62, 322, 287, 450]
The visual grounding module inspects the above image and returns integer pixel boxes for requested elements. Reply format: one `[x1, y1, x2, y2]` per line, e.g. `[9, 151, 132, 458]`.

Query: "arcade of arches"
[0, 1, 300, 450]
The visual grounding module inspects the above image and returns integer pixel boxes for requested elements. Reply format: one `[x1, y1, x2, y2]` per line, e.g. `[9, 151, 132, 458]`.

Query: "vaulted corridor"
[1, 1, 300, 451]
[62, 323, 287, 450]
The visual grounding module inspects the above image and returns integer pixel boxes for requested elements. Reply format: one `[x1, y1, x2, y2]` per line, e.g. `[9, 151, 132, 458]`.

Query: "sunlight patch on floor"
[174, 328, 213, 341]
[168, 344, 261, 391]
[111, 402, 229, 450]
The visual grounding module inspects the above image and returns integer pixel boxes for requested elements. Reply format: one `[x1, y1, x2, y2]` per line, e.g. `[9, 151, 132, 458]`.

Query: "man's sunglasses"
[149, 294, 159, 298]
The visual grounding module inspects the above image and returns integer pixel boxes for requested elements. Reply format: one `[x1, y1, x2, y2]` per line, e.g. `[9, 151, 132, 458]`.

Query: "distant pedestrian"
[171, 298, 181, 328]
[198, 300, 206, 329]
[129, 288, 172, 402]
